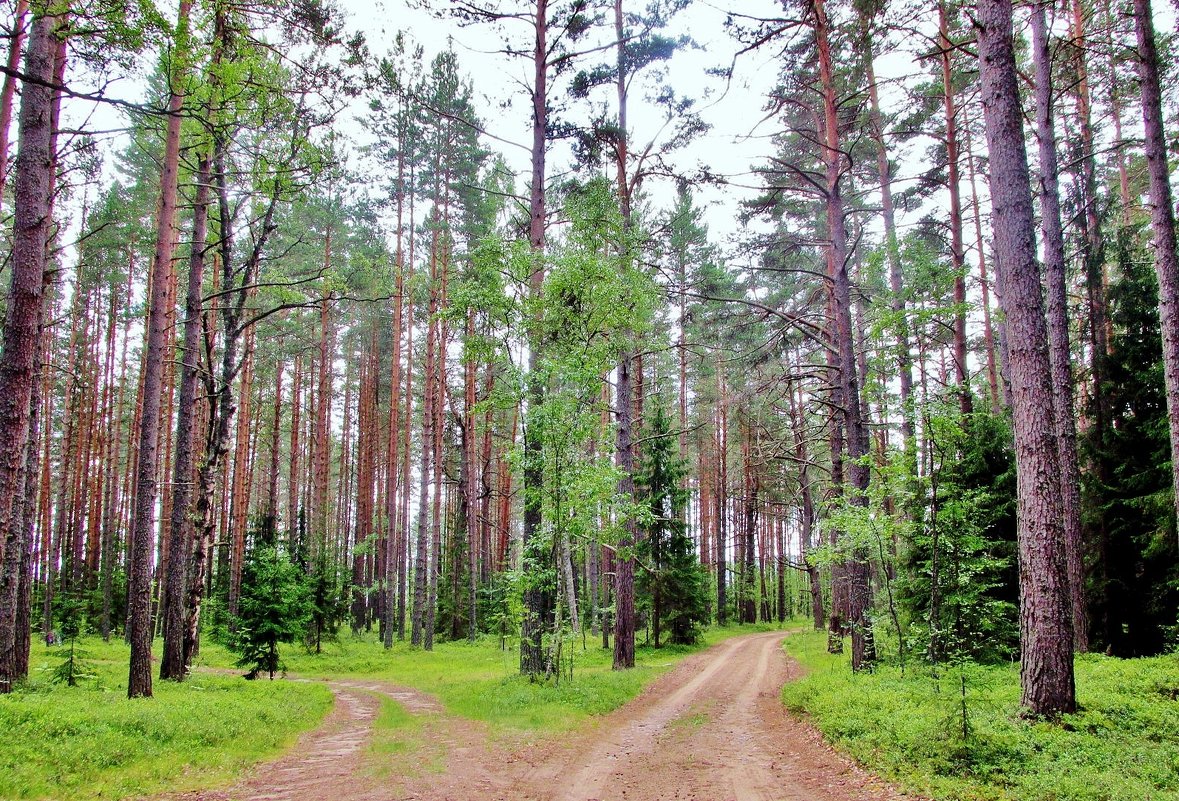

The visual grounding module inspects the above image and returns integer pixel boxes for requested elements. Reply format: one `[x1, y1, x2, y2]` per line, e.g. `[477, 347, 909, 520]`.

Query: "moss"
[781, 631, 1179, 801]
[0, 638, 331, 801]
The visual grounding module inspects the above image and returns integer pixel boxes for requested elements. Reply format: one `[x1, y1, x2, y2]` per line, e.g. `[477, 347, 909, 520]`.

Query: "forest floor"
[167, 630, 916, 801]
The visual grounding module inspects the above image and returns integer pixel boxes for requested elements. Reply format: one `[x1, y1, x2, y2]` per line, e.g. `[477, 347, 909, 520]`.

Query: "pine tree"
[637, 403, 709, 646]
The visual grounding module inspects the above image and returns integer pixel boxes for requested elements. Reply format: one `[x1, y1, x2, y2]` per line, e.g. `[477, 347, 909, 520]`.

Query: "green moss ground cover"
[781, 630, 1179, 801]
[0, 637, 332, 801]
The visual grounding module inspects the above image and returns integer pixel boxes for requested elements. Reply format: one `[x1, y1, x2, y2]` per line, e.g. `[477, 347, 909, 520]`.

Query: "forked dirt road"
[171, 631, 916, 801]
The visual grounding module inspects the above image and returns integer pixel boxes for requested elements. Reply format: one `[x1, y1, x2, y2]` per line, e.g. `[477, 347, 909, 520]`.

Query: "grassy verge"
[0, 637, 333, 801]
[781, 630, 1179, 801]
[197, 621, 795, 735]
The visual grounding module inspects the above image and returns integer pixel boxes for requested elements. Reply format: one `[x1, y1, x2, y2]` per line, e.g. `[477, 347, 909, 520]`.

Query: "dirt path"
[504, 631, 914, 801]
[168, 632, 916, 801]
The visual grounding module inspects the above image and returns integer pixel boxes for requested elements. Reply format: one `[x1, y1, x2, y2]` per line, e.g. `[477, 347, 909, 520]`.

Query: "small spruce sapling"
[51, 592, 95, 687]
[637, 402, 710, 646]
[231, 542, 311, 680]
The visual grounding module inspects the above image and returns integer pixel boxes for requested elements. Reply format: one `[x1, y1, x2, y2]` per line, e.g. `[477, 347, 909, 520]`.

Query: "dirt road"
[173, 632, 915, 801]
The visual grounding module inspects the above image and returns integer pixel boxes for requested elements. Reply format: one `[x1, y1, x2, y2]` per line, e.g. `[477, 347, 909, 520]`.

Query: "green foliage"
[782, 631, 1179, 801]
[897, 407, 1019, 664]
[230, 544, 312, 679]
[637, 402, 710, 646]
[302, 547, 349, 654]
[0, 638, 331, 801]
[48, 593, 96, 688]
[1086, 235, 1179, 656]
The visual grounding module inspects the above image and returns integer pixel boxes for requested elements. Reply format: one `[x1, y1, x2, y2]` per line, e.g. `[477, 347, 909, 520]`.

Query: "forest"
[0, 0, 1177, 799]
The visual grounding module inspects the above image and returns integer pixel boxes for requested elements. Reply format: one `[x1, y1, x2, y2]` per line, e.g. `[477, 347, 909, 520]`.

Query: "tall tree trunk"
[0, 0, 29, 216]
[383, 244, 405, 649]
[864, 23, 915, 464]
[312, 285, 333, 556]
[976, 0, 1076, 717]
[791, 380, 823, 631]
[939, 2, 972, 415]
[0, 323, 45, 692]
[411, 267, 436, 648]
[715, 375, 728, 626]
[964, 113, 1003, 413]
[464, 311, 478, 641]
[815, 0, 873, 671]
[612, 0, 638, 670]
[520, 0, 551, 678]
[0, 7, 55, 598]
[1030, 1, 1087, 654]
[1133, 0, 1179, 545]
[160, 154, 210, 681]
[128, 0, 189, 697]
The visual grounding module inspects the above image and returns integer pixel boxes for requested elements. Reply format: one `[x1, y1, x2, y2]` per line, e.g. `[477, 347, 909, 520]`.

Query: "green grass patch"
[781, 630, 1179, 801]
[0, 637, 333, 801]
[365, 695, 432, 779]
[198, 620, 794, 735]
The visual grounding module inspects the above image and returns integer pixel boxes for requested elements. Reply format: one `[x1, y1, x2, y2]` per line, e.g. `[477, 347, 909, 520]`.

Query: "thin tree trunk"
[1030, 1, 1087, 654]
[128, 0, 188, 697]
[0, 0, 29, 216]
[160, 154, 210, 681]
[940, 1, 972, 415]
[611, 0, 638, 670]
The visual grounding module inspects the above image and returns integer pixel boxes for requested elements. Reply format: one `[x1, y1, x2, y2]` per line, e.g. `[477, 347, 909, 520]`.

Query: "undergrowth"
[781, 630, 1179, 801]
[0, 637, 332, 801]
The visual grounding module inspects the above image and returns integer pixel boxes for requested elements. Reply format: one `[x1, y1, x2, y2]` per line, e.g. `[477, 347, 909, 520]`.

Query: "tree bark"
[976, 0, 1076, 717]
[1030, 1, 1087, 654]
[940, 1, 972, 416]
[0, 0, 29, 214]
[160, 153, 209, 681]
[128, 0, 189, 697]
[520, 0, 550, 678]
[815, 0, 873, 671]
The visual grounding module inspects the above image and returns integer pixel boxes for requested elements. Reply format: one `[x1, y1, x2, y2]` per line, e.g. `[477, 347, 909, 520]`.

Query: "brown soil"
[164, 632, 919, 801]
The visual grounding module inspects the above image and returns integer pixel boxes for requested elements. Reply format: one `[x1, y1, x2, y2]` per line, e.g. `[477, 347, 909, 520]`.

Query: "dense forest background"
[0, 0, 1175, 722]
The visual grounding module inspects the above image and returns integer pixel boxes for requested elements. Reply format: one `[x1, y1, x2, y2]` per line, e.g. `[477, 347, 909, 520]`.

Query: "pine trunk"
[976, 0, 1076, 717]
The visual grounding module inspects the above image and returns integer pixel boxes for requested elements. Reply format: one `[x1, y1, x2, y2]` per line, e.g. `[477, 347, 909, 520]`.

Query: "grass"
[364, 695, 435, 781]
[780, 630, 1179, 801]
[0, 636, 333, 801]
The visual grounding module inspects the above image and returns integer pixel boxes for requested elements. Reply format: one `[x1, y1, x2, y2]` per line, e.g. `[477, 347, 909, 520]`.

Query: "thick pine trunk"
[815, 0, 873, 671]
[976, 0, 1075, 717]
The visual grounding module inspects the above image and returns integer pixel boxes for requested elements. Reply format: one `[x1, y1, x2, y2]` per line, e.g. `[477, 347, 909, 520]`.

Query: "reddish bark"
[160, 154, 210, 681]
[977, 0, 1075, 717]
